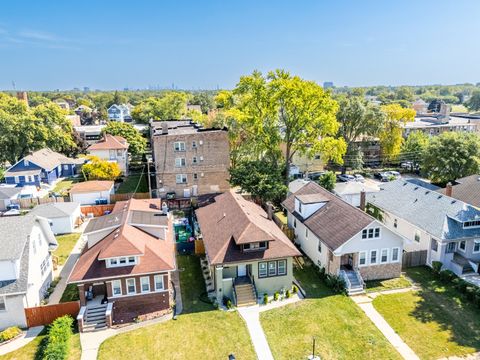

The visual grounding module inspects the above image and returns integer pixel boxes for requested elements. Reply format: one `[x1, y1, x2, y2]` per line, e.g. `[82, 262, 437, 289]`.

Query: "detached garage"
[69, 180, 114, 205]
[30, 202, 82, 234]
[0, 187, 21, 211]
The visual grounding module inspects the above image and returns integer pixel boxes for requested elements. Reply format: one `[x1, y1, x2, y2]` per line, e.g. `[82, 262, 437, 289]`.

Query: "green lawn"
[98, 255, 256, 360]
[52, 178, 82, 196]
[373, 266, 480, 360]
[0, 328, 81, 360]
[260, 260, 401, 360]
[60, 283, 80, 303]
[116, 173, 149, 194]
[54, 233, 81, 266]
[365, 275, 412, 293]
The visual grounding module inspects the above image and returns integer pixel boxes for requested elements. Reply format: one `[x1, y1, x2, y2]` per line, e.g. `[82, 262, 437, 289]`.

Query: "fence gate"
[402, 250, 428, 268]
[25, 301, 80, 328]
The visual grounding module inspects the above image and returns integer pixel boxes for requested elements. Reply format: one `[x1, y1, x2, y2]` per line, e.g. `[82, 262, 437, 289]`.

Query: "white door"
[237, 264, 247, 277]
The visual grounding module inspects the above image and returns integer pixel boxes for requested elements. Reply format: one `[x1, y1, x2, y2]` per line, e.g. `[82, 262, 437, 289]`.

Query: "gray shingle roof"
[0, 187, 22, 200]
[0, 239, 30, 295]
[436, 174, 480, 208]
[0, 215, 37, 261]
[367, 180, 480, 241]
[24, 148, 77, 171]
[30, 202, 80, 218]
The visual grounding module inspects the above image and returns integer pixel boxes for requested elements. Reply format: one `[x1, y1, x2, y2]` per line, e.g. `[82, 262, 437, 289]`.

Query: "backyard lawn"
[54, 233, 81, 266]
[260, 260, 401, 360]
[51, 178, 82, 196]
[60, 283, 80, 303]
[373, 266, 480, 360]
[98, 255, 256, 360]
[116, 173, 148, 194]
[365, 274, 412, 293]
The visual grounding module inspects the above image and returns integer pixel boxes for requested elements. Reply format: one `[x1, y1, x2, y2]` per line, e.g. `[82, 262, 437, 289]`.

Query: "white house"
[334, 181, 379, 208]
[69, 181, 115, 205]
[282, 182, 404, 295]
[0, 187, 21, 211]
[87, 134, 129, 175]
[30, 202, 82, 234]
[0, 215, 58, 329]
[107, 104, 133, 123]
[368, 180, 480, 278]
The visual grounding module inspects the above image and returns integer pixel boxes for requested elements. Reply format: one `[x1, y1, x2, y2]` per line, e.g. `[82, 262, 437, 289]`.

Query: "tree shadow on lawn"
[408, 267, 480, 352]
[293, 259, 337, 299]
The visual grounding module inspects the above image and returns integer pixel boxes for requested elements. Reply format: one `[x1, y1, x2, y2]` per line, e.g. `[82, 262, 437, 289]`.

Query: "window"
[32, 239, 37, 254]
[193, 173, 198, 181]
[362, 229, 368, 239]
[381, 249, 388, 263]
[176, 174, 187, 184]
[298, 203, 302, 213]
[128, 256, 136, 264]
[199, 156, 204, 161]
[463, 220, 480, 228]
[192, 140, 197, 148]
[277, 260, 287, 275]
[117, 149, 123, 157]
[140, 277, 150, 293]
[24, 160, 29, 166]
[368, 228, 374, 238]
[394, 219, 398, 228]
[318, 240, 322, 253]
[474, 240, 480, 253]
[192, 156, 198, 164]
[126, 278, 136, 294]
[175, 157, 186, 167]
[375, 228, 380, 238]
[370, 250, 378, 264]
[362, 227, 380, 239]
[244, 242, 267, 251]
[109, 149, 116, 160]
[154, 275, 164, 291]
[268, 261, 277, 276]
[109, 258, 118, 266]
[119, 257, 127, 264]
[391, 247, 400, 262]
[293, 218, 296, 228]
[112, 280, 122, 296]
[414, 230, 421, 242]
[174, 142, 186, 151]
[305, 228, 309, 238]
[63, 164, 69, 170]
[431, 239, 438, 252]
[259, 262, 268, 278]
[0, 296, 5, 311]
[446, 242, 456, 253]
[459, 241, 466, 252]
[40, 256, 49, 276]
[359, 251, 367, 266]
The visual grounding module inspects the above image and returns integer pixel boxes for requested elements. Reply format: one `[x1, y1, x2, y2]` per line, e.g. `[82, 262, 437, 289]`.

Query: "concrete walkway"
[352, 292, 419, 360]
[0, 326, 44, 356]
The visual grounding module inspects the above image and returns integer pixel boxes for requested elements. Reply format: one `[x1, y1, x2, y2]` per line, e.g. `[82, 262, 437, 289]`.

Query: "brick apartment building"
[151, 120, 230, 198]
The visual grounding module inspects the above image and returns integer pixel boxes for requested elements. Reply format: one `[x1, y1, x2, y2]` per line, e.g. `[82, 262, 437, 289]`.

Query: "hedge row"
[0, 326, 22, 343]
[43, 315, 74, 360]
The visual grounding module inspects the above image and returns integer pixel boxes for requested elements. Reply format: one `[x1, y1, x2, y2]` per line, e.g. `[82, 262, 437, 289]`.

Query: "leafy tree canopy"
[402, 131, 429, 168]
[82, 155, 121, 180]
[318, 171, 336, 192]
[379, 104, 415, 162]
[132, 92, 188, 123]
[103, 122, 146, 156]
[466, 90, 480, 111]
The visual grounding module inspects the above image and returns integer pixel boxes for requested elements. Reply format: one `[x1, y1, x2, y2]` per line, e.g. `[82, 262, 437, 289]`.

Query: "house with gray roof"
[0, 215, 58, 329]
[367, 180, 480, 277]
[282, 182, 404, 295]
[0, 187, 22, 211]
[30, 202, 82, 234]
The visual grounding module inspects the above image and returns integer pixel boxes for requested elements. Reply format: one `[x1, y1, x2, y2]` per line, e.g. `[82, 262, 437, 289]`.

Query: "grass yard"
[54, 233, 81, 266]
[98, 255, 256, 360]
[365, 274, 412, 293]
[116, 173, 148, 194]
[260, 260, 401, 360]
[60, 283, 80, 303]
[0, 328, 81, 360]
[52, 178, 82, 196]
[373, 266, 480, 360]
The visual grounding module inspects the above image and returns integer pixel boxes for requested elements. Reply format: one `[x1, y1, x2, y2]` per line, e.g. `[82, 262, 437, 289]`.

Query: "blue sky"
[0, 0, 479, 90]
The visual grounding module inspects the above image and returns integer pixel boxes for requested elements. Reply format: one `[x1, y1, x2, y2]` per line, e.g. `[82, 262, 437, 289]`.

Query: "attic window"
[463, 220, 480, 228]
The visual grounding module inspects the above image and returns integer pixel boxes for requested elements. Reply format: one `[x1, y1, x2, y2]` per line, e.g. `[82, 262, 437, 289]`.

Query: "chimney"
[266, 202, 274, 220]
[16, 91, 28, 107]
[445, 182, 453, 197]
[161, 122, 168, 135]
[359, 190, 366, 211]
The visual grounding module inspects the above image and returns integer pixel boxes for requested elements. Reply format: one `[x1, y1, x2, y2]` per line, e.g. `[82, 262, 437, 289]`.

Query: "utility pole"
[147, 159, 152, 198]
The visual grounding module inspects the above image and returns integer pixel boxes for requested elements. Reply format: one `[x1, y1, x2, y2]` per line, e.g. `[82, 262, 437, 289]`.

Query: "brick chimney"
[266, 202, 274, 220]
[359, 190, 366, 211]
[445, 182, 453, 197]
[16, 91, 28, 107]
[161, 122, 168, 135]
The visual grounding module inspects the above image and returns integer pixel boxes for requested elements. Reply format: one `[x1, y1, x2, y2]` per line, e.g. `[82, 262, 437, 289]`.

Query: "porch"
[451, 252, 480, 276]
[76, 282, 111, 332]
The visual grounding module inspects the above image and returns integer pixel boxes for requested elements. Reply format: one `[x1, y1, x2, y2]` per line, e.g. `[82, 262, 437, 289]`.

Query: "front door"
[237, 264, 247, 277]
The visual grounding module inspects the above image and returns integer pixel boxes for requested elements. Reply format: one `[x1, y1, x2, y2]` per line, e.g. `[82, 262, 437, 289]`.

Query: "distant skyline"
[1, 0, 479, 90]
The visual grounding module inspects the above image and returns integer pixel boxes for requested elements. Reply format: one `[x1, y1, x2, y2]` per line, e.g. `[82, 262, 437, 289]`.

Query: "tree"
[379, 104, 415, 162]
[422, 132, 480, 185]
[318, 171, 336, 192]
[82, 156, 121, 180]
[225, 70, 346, 183]
[132, 92, 188, 123]
[190, 92, 215, 113]
[103, 122, 146, 156]
[466, 90, 480, 111]
[107, 91, 128, 108]
[402, 131, 429, 169]
[229, 159, 287, 205]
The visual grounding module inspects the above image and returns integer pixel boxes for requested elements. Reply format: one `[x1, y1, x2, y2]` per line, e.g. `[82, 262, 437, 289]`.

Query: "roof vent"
[425, 191, 430, 195]
[414, 187, 419, 190]
[437, 195, 442, 199]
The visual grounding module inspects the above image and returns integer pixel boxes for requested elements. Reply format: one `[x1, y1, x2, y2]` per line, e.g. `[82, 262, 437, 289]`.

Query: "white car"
[338, 174, 355, 182]
[385, 171, 401, 179]
[354, 174, 365, 183]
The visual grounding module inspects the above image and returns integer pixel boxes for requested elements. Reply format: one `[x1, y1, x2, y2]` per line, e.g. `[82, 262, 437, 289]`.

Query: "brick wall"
[359, 263, 402, 281]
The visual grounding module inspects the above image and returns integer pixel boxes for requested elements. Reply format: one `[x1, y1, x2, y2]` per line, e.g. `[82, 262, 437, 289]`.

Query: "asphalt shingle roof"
[437, 174, 480, 208]
[30, 202, 80, 218]
[0, 187, 22, 200]
[0, 215, 37, 261]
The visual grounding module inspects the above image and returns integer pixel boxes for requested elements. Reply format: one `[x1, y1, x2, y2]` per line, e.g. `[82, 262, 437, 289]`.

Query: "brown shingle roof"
[87, 134, 129, 151]
[282, 182, 374, 251]
[70, 180, 114, 193]
[196, 190, 300, 265]
[68, 198, 174, 283]
[437, 174, 480, 208]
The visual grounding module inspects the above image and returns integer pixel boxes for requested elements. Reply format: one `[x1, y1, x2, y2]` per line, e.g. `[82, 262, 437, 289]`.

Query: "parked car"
[354, 174, 365, 183]
[385, 171, 401, 179]
[308, 171, 326, 181]
[338, 174, 355, 182]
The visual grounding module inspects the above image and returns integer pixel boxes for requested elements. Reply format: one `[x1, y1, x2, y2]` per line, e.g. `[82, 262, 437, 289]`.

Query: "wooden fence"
[12, 196, 68, 209]
[81, 204, 115, 217]
[110, 192, 151, 203]
[402, 250, 428, 268]
[25, 301, 80, 328]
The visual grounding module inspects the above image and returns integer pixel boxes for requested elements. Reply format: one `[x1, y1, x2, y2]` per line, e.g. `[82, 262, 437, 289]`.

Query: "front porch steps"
[83, 304, 107, 332]
[235, 283, 257, 307]
[344, 270, 365, 296]
[200, 257, 215, 296]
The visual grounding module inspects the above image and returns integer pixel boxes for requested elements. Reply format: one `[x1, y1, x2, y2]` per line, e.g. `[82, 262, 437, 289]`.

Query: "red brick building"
[68, 198, 175, 331]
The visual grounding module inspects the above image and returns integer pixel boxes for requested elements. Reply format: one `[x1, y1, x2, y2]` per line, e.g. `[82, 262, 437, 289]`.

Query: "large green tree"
[466, 90, 480, 111]
[224, 70, 346, 182]
[82, 155, 121, 180]
[379, 104, 415, 162]
[402, 131, 429, 169]
[132, 92, 188, 123]
[103, 122, 146, 156]
[422, 132, 480, 185]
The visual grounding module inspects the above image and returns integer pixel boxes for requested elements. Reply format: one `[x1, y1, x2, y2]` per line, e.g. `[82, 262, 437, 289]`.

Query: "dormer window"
[463, 220, 480, 228]
[107, 256, 138, 268]
[243, 242, 267, 251]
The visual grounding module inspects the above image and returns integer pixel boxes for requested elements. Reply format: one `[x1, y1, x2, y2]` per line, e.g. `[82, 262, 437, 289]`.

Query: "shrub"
[325, 274, 346, 294]
[431, 261, 442, 274]
[273, 292, 279, 301]
[43, 315, 73, 360]
[222, 296, 233, 309]
[263, 293, 269, 305]
[292, 285, 298, 294]
[317, 266, 327, 280]
[439, 269, 456, 282]
[0, 326, 22, 343]
[285, 290, 291, 299]
[453, 279, 468, 293]
[474, 289, 480, 308]
[466, 286, 477, 301]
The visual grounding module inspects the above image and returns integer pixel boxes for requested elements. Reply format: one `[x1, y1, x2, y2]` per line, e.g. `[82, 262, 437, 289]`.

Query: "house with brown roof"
[196, 190, 301, 306]
[87, 134, 129, 175]
[68, 198, 175, 331]
[282, 181, 404, 295]
[437, 175, 480, 208]
[70, 180, 115, 205]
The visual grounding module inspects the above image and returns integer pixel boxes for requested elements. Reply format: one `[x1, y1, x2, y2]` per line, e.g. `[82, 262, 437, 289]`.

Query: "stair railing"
[339, 270, 351, 290]
[231, 278, 237, 306]
[354, 268, 365, 289]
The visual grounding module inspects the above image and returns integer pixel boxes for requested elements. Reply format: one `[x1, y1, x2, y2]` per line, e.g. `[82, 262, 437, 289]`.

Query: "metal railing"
[248, 274, 258, 300]
[354, 268, 365, 289]
[231, 278, 237, 306]
[339, 270, 351, 289]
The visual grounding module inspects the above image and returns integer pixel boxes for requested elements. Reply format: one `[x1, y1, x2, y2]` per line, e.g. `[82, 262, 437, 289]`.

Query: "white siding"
[71, 189, 113, 205]
[0, 295, 28, 329]
[382, 211, 431, 252]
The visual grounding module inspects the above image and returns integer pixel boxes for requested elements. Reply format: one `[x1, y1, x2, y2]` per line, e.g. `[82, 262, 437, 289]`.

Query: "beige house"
[196, 190, 301, 306]
[87, 134, 129, 175]
[283, 182, 404, 295]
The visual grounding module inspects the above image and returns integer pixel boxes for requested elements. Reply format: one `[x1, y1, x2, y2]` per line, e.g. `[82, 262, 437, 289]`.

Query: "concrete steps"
[235, 283, 257, 307]
[344, 271, 365, 296]
[84, 304, 107, 332]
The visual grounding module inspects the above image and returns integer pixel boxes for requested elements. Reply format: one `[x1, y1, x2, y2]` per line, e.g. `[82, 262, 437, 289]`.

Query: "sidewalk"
[0, 326, 44, 356]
